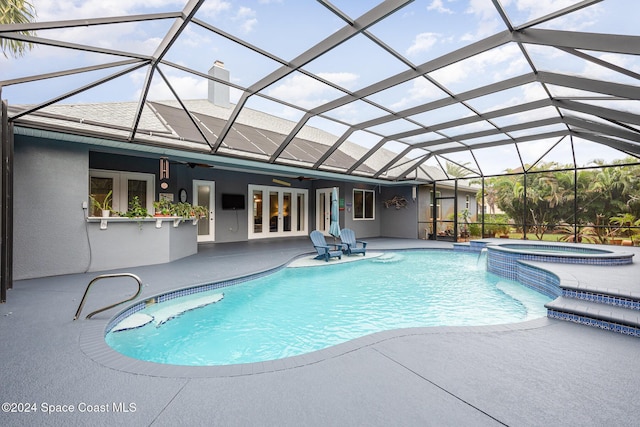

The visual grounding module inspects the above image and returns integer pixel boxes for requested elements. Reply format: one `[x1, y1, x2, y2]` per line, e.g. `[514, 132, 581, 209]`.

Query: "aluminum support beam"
[212, 0, 413, 153]
[1, 100, 13, 302]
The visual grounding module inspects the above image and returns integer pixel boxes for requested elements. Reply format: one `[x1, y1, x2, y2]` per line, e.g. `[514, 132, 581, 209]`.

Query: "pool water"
[105, 251, 551, 366]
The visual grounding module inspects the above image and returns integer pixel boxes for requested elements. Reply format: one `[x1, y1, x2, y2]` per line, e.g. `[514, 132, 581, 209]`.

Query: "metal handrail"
[73, 273, 143, 320]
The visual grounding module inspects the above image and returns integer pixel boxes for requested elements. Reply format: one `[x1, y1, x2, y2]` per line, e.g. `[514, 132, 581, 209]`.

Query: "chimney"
[208, 60, 230, 108]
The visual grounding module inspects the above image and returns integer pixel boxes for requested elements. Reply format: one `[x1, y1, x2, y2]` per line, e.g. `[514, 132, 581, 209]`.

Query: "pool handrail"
[73, 273, 143, 320]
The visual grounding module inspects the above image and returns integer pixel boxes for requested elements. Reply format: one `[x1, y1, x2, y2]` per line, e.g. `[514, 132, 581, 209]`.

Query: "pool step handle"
[73, 273, 143, 320]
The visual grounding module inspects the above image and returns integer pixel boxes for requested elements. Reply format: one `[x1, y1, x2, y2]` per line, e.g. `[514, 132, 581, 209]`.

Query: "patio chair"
[340, 228, 367, 256]
[310, 230, 343, 262]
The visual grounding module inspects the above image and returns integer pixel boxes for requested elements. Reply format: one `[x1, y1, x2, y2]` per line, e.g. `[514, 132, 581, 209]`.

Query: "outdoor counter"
[86, 217, 198, 271]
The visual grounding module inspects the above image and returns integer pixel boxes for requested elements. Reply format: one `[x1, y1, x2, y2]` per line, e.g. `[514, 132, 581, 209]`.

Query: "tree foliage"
[1, 0, 37, 58]
[479, 158, 640, 240]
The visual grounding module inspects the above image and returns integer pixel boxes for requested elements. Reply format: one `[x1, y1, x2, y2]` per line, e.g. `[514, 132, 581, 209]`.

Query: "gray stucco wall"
[316, 182, 417, 239]
[337, 182, 381, 238]
[86, 219, 197, 271]
[14, 137, 90, 280]
[379, 185, 418, 238]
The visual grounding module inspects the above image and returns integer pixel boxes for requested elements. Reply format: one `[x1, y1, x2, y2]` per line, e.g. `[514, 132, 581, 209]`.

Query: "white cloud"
[131, 70, 208, 101]
[512, 0, 600, 30]
[465, 0, 502, 21]
[35, 0, 186, 21]
[198, 0, 232, 17]
[582, 53, 640, 81]
[390, 78, 443, 110]
[430, 43, 523, 88]
[266, 72, 358, 109]
[462, 0, 504, 41]
[233, 6, 258, 33]
[515, 0, 578, 22]
[427, 0, 454, 14]
[26, 1, 201, 59]
[316, 72, 359, 87]
[406, 32, 440, 57]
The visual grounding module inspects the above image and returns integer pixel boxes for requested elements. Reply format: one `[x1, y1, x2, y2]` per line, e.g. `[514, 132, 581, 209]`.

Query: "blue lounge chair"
[310, 230, 342, 262]
[340, 228, 367, 256]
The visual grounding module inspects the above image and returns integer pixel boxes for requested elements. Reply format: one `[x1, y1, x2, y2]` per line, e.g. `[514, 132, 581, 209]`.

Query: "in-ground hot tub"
[485, 242, 634, 281]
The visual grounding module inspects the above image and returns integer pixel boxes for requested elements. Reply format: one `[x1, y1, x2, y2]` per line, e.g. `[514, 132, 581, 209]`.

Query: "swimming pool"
[105, 251, 551, 366]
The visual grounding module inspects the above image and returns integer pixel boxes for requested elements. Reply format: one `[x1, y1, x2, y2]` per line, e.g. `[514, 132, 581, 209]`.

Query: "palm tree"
[444, 161, 474, 178]
[1, 0, 37, 58]
[609, 213, 638, 238]
[587, 160, 627, 214]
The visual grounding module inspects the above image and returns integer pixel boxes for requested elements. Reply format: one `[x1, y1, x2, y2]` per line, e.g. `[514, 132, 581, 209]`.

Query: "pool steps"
[454, 240, 640, 337]
[110, 293, 224, 332]
[545, 297, 640, 336]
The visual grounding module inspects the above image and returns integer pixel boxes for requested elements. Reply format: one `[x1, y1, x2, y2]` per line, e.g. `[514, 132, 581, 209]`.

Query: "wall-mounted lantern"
[160, 157, 169, 180]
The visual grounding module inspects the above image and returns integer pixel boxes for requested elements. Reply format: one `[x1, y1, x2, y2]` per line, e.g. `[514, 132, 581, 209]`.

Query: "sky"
[1, 0, 639, 176]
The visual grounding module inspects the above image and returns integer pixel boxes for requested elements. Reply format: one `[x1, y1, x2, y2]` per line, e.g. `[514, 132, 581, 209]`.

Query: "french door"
[248, 184, 307, 239]
[193, 180, 215, 242]
[315, 188, 334, 235]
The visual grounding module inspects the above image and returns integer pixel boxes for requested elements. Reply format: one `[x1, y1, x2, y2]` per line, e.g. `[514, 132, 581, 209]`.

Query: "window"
[89, 169, 154, 216]
[465, 195, 470, 209]
[353, 189, 374, 220]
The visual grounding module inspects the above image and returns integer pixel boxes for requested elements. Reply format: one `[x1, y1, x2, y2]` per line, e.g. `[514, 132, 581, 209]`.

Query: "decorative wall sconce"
[160, 157, 169, 180]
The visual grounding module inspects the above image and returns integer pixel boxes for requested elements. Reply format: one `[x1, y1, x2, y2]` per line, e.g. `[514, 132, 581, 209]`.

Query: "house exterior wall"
[12, 136, 420, 279]
[14, 137, 91, 279]
[186, 168, 315, 243]
[380, 186, 418, 238]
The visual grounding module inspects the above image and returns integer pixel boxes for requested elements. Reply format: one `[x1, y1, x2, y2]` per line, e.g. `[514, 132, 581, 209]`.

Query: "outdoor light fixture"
[160, 157, 169, 180]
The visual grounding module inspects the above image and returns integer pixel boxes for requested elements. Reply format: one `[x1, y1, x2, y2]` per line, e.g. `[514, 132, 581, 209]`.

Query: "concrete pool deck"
[1, 238, 639, 426]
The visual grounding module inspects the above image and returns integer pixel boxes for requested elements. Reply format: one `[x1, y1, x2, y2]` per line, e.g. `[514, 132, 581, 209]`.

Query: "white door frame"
[248, 184, 308, 239]
[315, 187, 335, 236]
[193, 180, 215, 242]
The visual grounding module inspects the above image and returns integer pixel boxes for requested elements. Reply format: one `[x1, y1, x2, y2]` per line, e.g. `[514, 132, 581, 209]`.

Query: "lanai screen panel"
[2, 0, 639, 182]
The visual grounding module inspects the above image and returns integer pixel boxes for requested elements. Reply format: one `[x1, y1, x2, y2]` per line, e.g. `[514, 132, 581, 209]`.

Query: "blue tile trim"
[547, 309, 640, 337]
[562, 289, 640, 311]
[517, 263, 562, 298]
[487, 248, 631, 279]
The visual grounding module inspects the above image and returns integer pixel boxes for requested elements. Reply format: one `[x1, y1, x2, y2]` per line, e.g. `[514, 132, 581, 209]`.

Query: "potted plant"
[192, 205, 208, 220]
[458, 209, 471, 241]
[498, 224, 511, 238]
[123, 196, 149, 218]
[170, 202, 193, 218]
[169, 202, 208, 224]
[483, 224, 497, 238]
[153, 199, 172, 217]
[90, 190, 112, 218]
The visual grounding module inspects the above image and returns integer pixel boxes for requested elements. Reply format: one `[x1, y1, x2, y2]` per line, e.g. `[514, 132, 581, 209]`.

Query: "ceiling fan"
[271, 176, 316, 187]
[170, 160, 214, 169]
